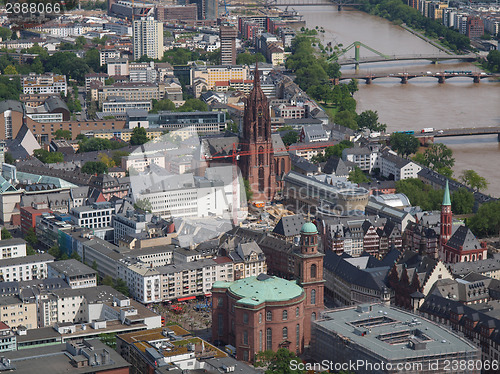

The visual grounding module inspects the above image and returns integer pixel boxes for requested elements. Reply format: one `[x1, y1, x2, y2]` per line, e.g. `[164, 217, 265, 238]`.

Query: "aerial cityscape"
[0, 0, 498, 372]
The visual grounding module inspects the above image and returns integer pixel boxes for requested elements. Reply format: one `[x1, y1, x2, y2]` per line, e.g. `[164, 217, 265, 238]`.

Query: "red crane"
[202, 140, 339, 225]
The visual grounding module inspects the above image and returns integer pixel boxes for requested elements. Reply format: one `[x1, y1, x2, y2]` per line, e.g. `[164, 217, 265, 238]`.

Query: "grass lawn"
[320, 103, 338, 120]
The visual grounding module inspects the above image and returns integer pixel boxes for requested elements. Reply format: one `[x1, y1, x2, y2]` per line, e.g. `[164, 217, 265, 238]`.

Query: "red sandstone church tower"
[295, 222, 324, 347]
[239, 65, 276, 202]
[440, 180, 452, 250]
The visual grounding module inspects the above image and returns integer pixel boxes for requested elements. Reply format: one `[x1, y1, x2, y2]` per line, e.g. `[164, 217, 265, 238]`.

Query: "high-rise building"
[190, 0, 218, 20]
[220, 24, 238, 66]
[133, 17, 164, 61]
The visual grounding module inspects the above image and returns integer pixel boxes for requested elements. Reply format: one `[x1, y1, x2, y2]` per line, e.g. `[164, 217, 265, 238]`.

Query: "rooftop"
[214, 274, 304, 306]
[48, 259, 96, 277]
[316, 303, 479, 360]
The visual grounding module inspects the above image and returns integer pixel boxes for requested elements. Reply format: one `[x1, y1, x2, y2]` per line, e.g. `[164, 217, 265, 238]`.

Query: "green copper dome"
[301, 222, 318, 234]
[215, 274, 304, 306]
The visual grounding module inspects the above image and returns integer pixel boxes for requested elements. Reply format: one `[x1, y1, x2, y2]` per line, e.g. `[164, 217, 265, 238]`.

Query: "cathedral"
[201, 65, 291, 202]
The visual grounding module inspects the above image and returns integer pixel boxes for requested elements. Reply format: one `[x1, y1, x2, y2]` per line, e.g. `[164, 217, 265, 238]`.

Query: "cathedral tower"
[239, 64, 276, 201]
[440, 180, 452, 249]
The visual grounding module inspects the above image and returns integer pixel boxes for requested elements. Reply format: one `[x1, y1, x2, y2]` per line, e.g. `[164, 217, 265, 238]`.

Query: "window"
[312, 312, 316, 321]
[243, 313, 248, 325]
[259, 313, 262, 323]
[282, 310, 288, 321]
[282, 327, 288, 339]
[243, 330, 248, 345]
[266, 328, 272, 350]
[311, 289, 316, 305]
[218, 313, 223, 336]
[296, 324, 300, 347]
[311, 264, 317, 279]
[218, 297, 224, 308]
[259, 330, 263, 351]
[266, 311, 272, 321]
[296, 307, 300, 317]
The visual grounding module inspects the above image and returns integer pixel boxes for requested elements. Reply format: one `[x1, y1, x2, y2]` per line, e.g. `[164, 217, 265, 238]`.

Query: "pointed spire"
[253, 60, 260, 89]
[442, 180, 451, 206]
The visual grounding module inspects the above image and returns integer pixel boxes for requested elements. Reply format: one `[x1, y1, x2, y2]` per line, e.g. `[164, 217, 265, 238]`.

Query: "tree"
[25, 227, 38, 246]
[53, 129, 72, 140]
[467, 200, 500, 237]
[177, 98, 208, 112]
[130, 127, 149, 146]
[70, 251, 82, 261]
[357, 110, 387, 132]
[3, 65, 18, 75]
[98, 153, 116, 168]
[4, 152, 14, 164]
[92, 260, 98, 271]
[244, 178, 253, 201]
[236, 52, 266, 65]
[81, 161, 108, 175]
[26, 245, 36, 255]
[396, 178, 444, 211]
[451, 188, 474, 215]
[389, 133, 419, 157]
[282, 131, 299, 146]
[1, 228, 12, 240]
[150, 98, 176, 113]
[311, 140, 353, 163]
[114, 278, 130, 296]
[334, 110, 358, 130]
[134, 198, 152, 212]
[348, 167, 370, 184]
[48, 245, 61, 259]
[255, 348, 305, 374]
[460, 169, 488, 192]
[33, 149, 64, 164]
[0, 27, 12, 41]
[423, 143, 455, 172]
[102, 276, 114, 286]
[226, 121, 238, 134]
[347, 78, 359, 96]
[112, 150, 130, 167]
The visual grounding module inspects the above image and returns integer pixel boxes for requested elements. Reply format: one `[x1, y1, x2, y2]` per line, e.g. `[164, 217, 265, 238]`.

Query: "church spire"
[253, 61, 260, 89]
[442, 180, 451, 206]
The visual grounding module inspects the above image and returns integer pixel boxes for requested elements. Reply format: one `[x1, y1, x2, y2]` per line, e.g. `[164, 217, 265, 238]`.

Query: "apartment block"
[70, 202, 115, 230]
[47, 259, 97, 289]
[98, 83, 160, 105]
[133, 17, 164, 60]
[22, 73, 67, 95]
[0, 238, 27, 260]
[0, 253, 54, 282]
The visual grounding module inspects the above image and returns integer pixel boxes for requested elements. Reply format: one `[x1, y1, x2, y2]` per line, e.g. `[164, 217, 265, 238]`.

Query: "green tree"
[48, 245, 61, 259]
[84, 48, 100, 72]
[334, 110, 358, 130]
[311, 140, 353, 163]
[114, 278, 130, 296]
[70, 251, 82, 261]
[4, 152, 14, 164]
[33, 149, 64, 164]
[236, 52, 266, 65]
[348, 167, 370, 183]
[81, 161, 108, 175]
[0, 27, 12, 41]
[423, 143, 455, 173]
[92, 260, 98, 271]
[389, 133, 419, 157]
[467, 200, 500, 237]
[26, 245, 36, 256]
[25, 227, 38, 246]
[150, 98, 176, 113]
[357, 110, 387, 132]
[396, 178, 444, 211]
[486, 50, 500, 73]
[133, 198, 152, 212]
[112, 150, 130, 167]
[53, 129, 72, 140]
[1, 228, 12, 240]
[102, 275, 114, 286]
[177, 98, 208, 112]
[460, 169, 488, 192]
[226, 121, 238, 133]
[130, 127, 149, 146]
[451, 188, 474, 215]
[3, 65, 18, 75]
[255, 348, 305, 374]
[282, 131, 299, 146]
[244, 178, 253, 201]
[347, 78, 359, 96]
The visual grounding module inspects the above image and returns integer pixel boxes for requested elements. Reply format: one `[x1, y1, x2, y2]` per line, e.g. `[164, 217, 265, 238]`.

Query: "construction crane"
[202, 140, 339, 225]
[224, 0, 229, 16]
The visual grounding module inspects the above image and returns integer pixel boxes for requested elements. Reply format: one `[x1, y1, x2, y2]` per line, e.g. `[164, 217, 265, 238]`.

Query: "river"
[282, 5, 500, 197]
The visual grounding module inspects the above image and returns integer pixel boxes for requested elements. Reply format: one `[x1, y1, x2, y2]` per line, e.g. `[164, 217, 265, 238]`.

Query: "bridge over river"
[336, 72, 499, 84]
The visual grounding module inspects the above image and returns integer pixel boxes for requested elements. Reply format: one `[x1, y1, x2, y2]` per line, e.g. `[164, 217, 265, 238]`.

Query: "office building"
[133, 18, 164, 60]
[312, 303, 480, 374]
[220, 24, 238, 65]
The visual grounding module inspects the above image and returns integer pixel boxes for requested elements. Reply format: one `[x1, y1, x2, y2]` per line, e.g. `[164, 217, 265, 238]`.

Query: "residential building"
[128, 62, 157, 82]
[342, 146, 376, 172]
[0, 322, 16, 352]
[467, 16, 484, 38]
[98, 83, 160, 105]
[0, 253, 54, 282]
[220, 24, 238, 65]
[85, 73, 108, 93]
[133, 17, 164, 60]
[99, 49, 122, 66]
[102, 97, 152, 113]
[113, 210, 151, 245]
[121, 153, 165, 172]
[377, 150, 422, 181]
[190, 65, 249, 97]
[0, 238, 27, 260]
[226, 242, 267, 280]
[47, 259, 97, 289]
[0, 295, 38, 329]
[312, 303, 480, 374]
[22, 73, 67, 95]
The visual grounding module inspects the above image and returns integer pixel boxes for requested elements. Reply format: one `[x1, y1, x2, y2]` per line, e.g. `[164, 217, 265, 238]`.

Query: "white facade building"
[0, 253, 54, 282]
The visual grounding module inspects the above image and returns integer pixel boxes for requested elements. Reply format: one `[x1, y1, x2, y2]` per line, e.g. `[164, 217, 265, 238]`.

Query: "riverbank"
[399, 24, 454, 54]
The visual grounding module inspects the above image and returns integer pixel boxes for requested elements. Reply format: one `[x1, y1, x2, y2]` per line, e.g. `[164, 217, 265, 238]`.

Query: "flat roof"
[0, 253, 54, 267]
[315, 303, 479, 361]
[48, 259, 96, 277]
[0, 238, 27, 247]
